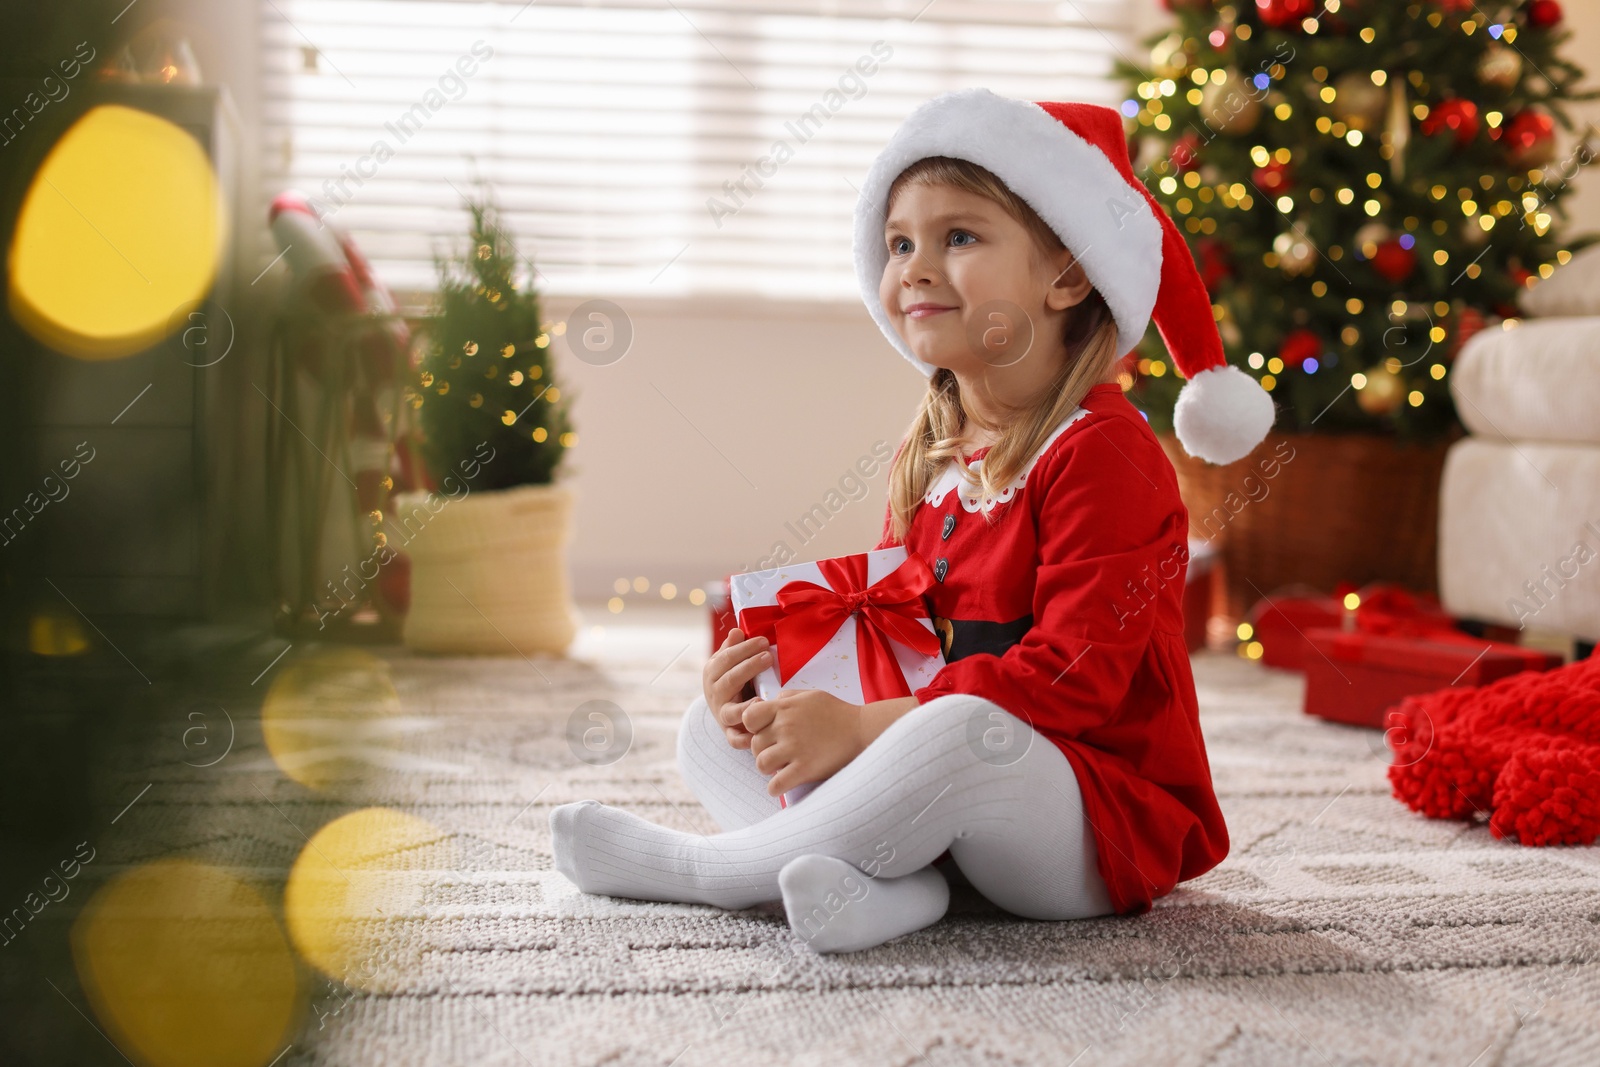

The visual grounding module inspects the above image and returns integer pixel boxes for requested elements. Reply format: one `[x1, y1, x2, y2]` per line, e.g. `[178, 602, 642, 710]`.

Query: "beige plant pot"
[391, 482, 578, 655]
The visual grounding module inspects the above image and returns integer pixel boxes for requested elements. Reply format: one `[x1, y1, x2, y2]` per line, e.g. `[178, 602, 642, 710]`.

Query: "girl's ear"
[1045, 251, 1092, 312]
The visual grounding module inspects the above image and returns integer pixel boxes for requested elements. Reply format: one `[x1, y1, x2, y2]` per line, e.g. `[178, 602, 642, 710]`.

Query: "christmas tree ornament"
[1420, 98, 1480, 147]
[1197, 237, 1235, 292]
[1448, 306, 1488, 359]
[1371, 238, 1418, 283]
[1273, 230, 1316, 276]
[1252, 158, 1294, 194]
[1500, 109, 1557, 167]
[1356, 368, 1404, 414]
[1170, 131, 1204, 172]
[1355, 221, 1393, 253]
[1476, 43, 1523, 90]
[1332, 72, 1388, 132]
[1279, 328, 1321, 367]
[1386, 79, 1410, 180]
[1254, 0, 1316, 30]
[1201, 72, 1264, 135]
[1526, 0, 1563, 30]
[852, 87, 1276, 465]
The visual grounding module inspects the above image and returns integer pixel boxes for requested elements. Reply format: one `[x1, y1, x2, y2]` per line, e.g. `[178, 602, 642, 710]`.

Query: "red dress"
[875, 381, 1229, 915]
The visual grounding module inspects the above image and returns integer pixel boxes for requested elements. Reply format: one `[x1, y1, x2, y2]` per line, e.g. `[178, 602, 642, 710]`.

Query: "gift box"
[729, 546, 946, 807]
[1302, 626, 1564, 728]
[1248, 582, 1462, 672]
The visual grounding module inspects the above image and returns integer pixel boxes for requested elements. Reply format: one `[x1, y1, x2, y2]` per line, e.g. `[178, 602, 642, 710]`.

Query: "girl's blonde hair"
[883, 155, 1123, 543]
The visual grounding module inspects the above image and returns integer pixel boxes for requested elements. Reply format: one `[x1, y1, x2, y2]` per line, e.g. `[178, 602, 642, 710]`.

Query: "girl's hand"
[742, 689, 863, 797]
[702, 627, 771, 750]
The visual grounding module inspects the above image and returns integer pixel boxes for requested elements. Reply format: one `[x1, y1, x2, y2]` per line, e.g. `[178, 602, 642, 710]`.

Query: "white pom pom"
[1172, 363, 1277, 466]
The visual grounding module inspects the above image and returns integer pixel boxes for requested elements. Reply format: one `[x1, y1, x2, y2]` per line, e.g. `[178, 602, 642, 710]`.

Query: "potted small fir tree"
[392, 192, 579, 654]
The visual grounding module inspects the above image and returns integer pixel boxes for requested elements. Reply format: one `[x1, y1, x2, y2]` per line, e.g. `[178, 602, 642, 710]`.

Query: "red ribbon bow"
[1335, 581, 1456, 638]
[735, 551, 943, 703]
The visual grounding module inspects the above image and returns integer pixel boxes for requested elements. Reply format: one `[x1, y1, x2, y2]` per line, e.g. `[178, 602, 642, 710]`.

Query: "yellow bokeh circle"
[283, 807, 455, 994]
[260, 649, 403, 791]
[70, 859, 300, 1067]
[8, 104, 227, 360]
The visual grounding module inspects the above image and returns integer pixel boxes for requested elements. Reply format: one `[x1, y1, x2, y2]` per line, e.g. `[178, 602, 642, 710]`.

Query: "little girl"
[550, 87, 1276, 953]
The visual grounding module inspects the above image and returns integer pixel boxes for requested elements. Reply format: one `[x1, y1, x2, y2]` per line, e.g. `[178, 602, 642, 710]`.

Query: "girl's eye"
[950, 230, 976, 247]
[889, 236, 910, 255]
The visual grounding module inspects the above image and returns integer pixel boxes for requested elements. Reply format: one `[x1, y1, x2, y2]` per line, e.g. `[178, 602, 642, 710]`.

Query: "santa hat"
[853, 87, 1275, 466]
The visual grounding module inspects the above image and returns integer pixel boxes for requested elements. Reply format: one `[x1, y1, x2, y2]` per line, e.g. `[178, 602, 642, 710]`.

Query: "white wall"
[538, 292, 925, 600]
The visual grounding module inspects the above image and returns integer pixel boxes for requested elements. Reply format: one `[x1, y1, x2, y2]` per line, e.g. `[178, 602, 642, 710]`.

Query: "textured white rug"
[117, 603, 1600, 1066]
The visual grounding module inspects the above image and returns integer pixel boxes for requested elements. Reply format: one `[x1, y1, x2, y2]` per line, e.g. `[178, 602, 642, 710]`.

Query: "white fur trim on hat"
[1172, 364, 1278, 466]
[853, 87, 1163, 377]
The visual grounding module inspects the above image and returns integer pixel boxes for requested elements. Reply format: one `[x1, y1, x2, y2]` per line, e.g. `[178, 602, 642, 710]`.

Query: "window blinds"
[258, 0, 1135, 302]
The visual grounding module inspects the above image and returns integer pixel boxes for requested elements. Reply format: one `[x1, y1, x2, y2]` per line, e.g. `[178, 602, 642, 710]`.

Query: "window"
[260, 0, 1134, 301]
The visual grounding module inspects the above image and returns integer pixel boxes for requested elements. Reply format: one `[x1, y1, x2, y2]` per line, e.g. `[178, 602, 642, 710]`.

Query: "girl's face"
[879, 181, 1085, 375]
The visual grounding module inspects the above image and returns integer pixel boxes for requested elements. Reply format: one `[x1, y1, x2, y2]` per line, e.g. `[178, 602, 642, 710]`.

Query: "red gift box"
[1302, 626, 1564, 728]
[1249, 582, 1461, 672]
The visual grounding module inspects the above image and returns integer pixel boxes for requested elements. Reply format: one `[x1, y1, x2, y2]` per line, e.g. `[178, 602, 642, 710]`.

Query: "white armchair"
[1438, 264, 1600, 657]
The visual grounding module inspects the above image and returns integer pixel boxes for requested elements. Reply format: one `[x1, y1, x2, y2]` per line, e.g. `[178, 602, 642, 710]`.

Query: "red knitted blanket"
[1386, 652, 1600, 846]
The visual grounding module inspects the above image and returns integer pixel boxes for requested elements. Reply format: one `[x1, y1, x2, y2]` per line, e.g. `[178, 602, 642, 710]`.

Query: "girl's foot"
[549, 799, 766, 907]
[778, 853, 949, 954]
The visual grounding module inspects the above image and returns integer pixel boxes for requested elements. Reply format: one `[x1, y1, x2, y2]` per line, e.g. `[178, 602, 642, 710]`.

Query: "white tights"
[549, 692, 1115, 952]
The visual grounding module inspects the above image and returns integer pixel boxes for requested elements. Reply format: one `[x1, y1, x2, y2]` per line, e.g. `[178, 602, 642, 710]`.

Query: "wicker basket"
[1157, 429, 1463, 626]
[392, 482, 578, 655]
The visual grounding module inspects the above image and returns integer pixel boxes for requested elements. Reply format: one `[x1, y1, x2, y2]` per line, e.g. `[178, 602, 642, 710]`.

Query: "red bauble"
[1252, 159, 1294, 195]
[1169, 132, 1203, 173]
[1420, 99, 1480, 147]
[1278, 328, 1321, 368]
[1197, 238, 1234, 293]
[1500, 109, 1556, 167]
[1255, 0, 1316, 28]
[1371, 239, 1418, 284]
[1527, 0, 1563, 28]
[1449, 307, 1488, 359]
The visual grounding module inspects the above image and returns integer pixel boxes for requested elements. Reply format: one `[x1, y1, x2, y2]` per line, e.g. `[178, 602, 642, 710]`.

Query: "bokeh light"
[70, 859, 300, 1067]
[8, 104, 227, 360]
[283, 807, 456, 994]
[260, 649, 406, 790]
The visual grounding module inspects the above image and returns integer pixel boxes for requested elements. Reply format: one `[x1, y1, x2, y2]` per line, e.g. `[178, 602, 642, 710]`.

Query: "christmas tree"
[409, 191, 576, 491]
[1119, 0, 1593, 441]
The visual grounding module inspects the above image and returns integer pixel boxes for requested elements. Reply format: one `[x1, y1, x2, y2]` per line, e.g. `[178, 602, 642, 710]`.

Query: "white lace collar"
[924, 407, 1092, 514]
